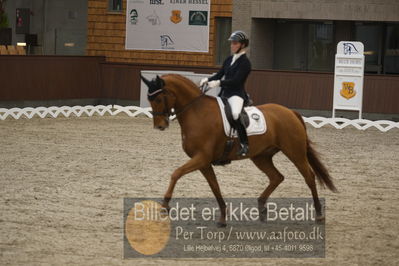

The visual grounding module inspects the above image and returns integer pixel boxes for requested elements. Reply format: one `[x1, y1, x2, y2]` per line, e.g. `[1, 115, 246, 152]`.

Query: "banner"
[125, 0, 210, 52]
[16, 8, 30, 34]
[333, 41, 365, 119]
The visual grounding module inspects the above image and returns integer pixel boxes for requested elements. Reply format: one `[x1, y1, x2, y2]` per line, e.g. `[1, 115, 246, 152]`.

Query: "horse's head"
[140, 75, 177, 130]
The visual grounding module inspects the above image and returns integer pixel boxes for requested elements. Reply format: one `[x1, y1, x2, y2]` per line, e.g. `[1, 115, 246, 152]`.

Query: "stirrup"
[237, 143, 249, 156]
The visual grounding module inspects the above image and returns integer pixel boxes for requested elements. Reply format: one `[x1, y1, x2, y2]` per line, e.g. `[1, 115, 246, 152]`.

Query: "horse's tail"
[292, 111, 337, 192]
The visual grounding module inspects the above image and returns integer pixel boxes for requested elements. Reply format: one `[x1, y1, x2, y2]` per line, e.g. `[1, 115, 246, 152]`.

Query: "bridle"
[148, 84, 209, 121]
[149, 91, 174, 118]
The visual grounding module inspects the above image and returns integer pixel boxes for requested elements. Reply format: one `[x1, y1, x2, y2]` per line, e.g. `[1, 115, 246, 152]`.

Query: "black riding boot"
[234, 117, 249, 156]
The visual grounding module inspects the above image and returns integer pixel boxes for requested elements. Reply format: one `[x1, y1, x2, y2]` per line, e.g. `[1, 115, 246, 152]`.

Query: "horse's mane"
[162, 74, 201, 93]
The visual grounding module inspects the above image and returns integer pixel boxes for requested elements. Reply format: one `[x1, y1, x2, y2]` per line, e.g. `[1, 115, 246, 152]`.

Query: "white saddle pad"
[216, 97, 267, 137]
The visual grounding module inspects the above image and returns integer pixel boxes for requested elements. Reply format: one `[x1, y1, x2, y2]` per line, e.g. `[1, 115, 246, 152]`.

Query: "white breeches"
[227, 96, 244, 120]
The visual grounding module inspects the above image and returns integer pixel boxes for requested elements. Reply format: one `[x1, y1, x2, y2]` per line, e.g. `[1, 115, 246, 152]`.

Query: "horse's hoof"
[259, 213, 267, 222]
[216, 221, 227, 228]
[316, 215, 325, 223]
[161, 204, 171, 213]
[258, 208, 267, 222]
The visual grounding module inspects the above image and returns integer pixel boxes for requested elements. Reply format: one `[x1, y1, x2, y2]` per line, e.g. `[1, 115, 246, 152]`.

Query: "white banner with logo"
[125, 0, 210, 52]
[333, 41, 365, 119]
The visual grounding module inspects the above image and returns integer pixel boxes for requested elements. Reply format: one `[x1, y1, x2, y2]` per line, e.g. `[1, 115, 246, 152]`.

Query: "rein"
[150, 84, 210, 121]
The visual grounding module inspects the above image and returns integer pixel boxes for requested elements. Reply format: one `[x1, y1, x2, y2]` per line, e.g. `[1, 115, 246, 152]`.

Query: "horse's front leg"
[199, 165, 227, 227]
[162, 154, 208, 210]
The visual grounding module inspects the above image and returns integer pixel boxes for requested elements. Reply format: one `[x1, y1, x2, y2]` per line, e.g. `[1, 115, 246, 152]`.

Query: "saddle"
[212, 95, 253, 166]
[221, 97, 251, 130]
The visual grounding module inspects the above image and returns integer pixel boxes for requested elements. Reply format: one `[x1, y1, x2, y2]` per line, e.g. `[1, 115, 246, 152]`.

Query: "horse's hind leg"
[251, 154, 284, 222]
[199, 165, 227, 227]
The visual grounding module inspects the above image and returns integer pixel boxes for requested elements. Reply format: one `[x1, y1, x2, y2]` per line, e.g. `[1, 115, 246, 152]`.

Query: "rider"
[200, 30, 252, 156]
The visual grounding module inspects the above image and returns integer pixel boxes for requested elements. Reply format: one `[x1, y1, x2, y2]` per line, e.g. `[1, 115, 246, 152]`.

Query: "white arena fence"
[0, 105, 398, 132]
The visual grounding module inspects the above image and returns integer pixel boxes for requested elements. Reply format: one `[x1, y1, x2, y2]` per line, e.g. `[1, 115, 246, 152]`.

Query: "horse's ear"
[155, 75, 165, 88]
[140, 74, 152, 88]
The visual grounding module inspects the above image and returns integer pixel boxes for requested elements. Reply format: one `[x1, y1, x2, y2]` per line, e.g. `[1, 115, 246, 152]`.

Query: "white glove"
[199, 78, 208, 86]
[208, 80, 221, 89]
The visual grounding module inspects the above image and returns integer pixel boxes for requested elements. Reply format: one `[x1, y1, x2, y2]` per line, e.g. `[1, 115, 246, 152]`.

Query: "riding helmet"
[228, 30, 249, 47]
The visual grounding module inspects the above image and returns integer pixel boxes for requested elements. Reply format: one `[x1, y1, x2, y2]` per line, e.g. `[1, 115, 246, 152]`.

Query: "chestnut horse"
[141, 74, 337, 227]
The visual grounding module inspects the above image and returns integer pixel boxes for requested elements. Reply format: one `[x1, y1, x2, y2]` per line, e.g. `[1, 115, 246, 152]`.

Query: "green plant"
[0, 12, 9, 28]
[0, 0, 9, 28]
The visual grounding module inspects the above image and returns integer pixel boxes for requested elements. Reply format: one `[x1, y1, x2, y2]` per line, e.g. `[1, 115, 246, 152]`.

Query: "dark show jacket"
[208, 53, 252, 99]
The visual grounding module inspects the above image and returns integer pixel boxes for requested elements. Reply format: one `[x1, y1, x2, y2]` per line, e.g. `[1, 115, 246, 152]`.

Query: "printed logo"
[146, 10, 161, 25]
[343, 43, 359, 55]
[130, 9, 138, 25]
[340, 82, 356, 100]
[189, 11, 208, 26]
[150, 0, 164, 5]
[170, 10, 182, 24]
[160, 35, 175, 49]
[251, 113, 260, 121]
